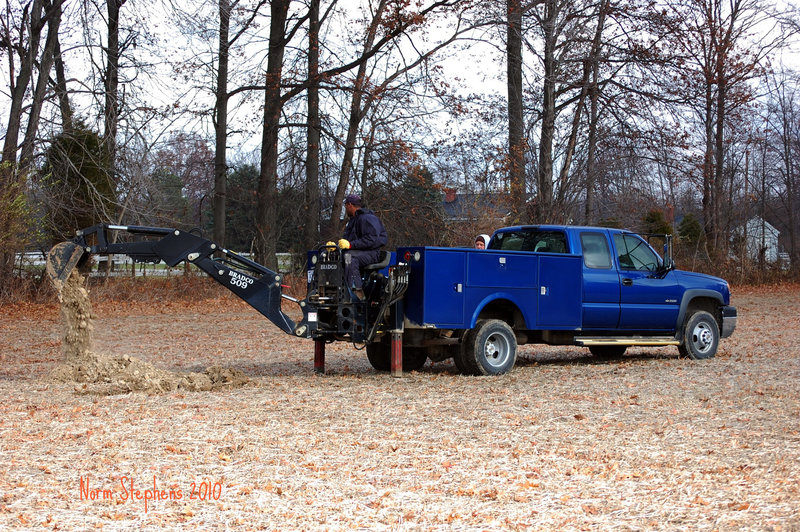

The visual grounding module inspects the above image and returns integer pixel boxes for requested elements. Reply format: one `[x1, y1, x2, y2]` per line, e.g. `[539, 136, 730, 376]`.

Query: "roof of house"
[441, 191, 511, 221]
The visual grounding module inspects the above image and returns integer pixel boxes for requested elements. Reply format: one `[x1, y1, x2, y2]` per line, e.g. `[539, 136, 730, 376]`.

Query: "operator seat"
[362, 250, 391, 274]
[360, 250, 391, 299]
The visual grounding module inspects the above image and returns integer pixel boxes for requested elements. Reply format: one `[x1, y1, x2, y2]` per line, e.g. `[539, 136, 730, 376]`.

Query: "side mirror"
[662, 237, 675, 271]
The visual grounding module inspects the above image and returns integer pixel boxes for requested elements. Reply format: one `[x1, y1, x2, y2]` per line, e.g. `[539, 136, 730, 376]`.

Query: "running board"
[575, 336, 680, 347]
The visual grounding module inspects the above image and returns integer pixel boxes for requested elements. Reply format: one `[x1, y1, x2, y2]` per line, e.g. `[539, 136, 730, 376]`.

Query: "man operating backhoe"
[335, 194, 388, 299]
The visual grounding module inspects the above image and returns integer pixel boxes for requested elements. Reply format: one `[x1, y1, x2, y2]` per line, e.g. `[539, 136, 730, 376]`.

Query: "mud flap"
[46, 241, 85, 288]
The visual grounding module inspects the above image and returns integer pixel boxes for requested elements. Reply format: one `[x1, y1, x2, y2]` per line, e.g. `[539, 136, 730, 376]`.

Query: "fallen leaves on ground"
[0, 284, 798, 529]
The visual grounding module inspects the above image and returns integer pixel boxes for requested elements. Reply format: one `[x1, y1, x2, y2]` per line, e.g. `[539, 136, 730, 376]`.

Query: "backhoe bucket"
[47, 241, 85, 286]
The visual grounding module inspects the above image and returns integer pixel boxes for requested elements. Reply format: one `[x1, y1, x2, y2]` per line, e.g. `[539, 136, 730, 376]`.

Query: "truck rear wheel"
[460, 319, 517, 376]
[366, 341, 427, 372]
[679, 310, 719, 360]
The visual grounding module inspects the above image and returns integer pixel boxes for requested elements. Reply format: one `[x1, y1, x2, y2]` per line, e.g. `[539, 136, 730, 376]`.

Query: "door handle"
[622, 278, 633, 286]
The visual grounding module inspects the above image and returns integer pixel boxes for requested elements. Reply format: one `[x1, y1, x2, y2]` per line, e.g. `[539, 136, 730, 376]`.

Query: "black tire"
[366, 342, 391, 371]
[678, 310, 719, 360]
[460, 319, 517, 376]
[366, 341, 428, 372]
[452, 330, 474, 375]
[589, 345, 627, 358]
[402, 347, 428, 371]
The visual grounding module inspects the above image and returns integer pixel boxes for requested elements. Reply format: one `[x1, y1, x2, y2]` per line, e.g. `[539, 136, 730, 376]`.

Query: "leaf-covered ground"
[0, 284, 798, 530]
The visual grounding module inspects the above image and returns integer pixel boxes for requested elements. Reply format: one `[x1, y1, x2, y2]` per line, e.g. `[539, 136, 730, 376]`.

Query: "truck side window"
[490, 230, 569, 253]
[527, 231, 568, 253]
[580, 232, 612, 269]
[613, 234, 661, 272]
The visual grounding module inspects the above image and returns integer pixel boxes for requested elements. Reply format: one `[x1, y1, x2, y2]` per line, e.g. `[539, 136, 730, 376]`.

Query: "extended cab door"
[580, 230, 621, 329]
[613, 233, 679, 331]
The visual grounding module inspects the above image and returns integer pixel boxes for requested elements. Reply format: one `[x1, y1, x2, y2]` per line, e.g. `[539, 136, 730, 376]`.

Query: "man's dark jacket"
[343, 208, 387, 250]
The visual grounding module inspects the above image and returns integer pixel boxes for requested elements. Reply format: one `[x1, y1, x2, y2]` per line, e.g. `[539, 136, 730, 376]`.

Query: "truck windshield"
[613, 234, 663, 272]
[489, 230, 569, 253]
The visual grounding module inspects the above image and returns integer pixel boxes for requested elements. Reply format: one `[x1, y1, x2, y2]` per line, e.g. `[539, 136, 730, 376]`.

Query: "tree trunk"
[506, 0, 525, 223]
[2, 0, 46, 167]
[535, 0, 557, 223]
[585, 60, 602, 225]
[255, 0, 290, 269]
[566, 0, 607, 226]
[20, 0, 63, 172]
[713, 57, 726, 256]
[0, 0, 46, 289]
[304, 0, 321, 250]
[779, 96, 797, 272]
[213, 0, 231, 247]
[702, 82, 715, 253]
[104, 0, 125, 187]
[556, 0, 608, 222]
[53, 35, 73, 132]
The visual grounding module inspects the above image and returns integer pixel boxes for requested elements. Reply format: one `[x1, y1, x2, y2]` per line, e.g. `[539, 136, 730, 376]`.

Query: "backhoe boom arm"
[48, 224, 311, 337]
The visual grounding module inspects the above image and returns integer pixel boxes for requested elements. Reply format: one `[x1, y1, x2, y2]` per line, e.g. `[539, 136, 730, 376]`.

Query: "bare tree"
[323, 0, 478, 237]
[765, 69, 800, 271]
[254, 0, 291, 268]
[660, 0, 789, 255]
[104, 0, 126, 181]
[20, 0, 63, 171]
[0, 0, 63, 288]
[326, 0, 388, 239]
[212, 0, 231, 246]
[304, 0, 322, 250]
[506, 0, 525, 222]
[212, 0, 268, 246]
[253, 0, 469, 265]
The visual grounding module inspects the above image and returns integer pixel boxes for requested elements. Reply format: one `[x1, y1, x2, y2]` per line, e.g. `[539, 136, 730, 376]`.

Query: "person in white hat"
[474, 234, 490, 249]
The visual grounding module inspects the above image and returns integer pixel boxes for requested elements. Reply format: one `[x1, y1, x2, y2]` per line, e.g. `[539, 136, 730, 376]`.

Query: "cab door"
[613, 233, 679, 331]
[580, 230, 621, 329]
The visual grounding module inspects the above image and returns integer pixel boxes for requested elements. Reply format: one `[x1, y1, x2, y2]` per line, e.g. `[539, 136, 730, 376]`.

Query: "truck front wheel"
[679, 310, 719, 360]
[460, 319, 517, 376]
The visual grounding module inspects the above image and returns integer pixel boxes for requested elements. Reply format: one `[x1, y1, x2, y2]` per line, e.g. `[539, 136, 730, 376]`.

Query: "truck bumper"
[721, 305, 737, 338]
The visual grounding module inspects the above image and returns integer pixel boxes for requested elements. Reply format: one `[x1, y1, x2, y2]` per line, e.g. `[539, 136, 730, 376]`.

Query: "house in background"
[441, 189, 511, 223]
[739, 216, 780, 263]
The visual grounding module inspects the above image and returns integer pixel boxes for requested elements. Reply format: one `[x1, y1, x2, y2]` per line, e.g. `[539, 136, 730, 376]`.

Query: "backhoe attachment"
[48, 224, 407, 358]
[47, 224, 312, 338]
[46, 241, 86, 288]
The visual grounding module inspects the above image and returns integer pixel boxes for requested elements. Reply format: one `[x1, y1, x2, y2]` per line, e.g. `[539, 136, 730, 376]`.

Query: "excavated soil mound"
[50, 270, 250, 395]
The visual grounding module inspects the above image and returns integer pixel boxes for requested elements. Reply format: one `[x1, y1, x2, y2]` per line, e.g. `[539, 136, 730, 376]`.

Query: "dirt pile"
[50, 270, 250, 395]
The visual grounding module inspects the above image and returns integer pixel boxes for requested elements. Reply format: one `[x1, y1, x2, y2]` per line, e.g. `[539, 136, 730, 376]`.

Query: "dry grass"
[0, 283, 798, 530]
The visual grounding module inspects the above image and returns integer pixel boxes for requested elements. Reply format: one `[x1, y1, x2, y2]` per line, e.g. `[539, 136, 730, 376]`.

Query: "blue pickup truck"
[387, 225, 737, 375]
[48, 224, 736, 377]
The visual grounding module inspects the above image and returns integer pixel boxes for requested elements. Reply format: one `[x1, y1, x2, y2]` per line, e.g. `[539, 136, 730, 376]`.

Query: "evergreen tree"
[40, 121, 115, 241]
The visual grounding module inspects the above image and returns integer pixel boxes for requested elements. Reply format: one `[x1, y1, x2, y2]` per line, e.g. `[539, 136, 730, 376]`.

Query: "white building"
[741, 216, 780, 263]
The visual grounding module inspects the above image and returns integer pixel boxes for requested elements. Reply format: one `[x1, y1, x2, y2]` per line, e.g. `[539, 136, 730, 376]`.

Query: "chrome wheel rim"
[690, 321, 715, 354]
[484, 333, 511, 368]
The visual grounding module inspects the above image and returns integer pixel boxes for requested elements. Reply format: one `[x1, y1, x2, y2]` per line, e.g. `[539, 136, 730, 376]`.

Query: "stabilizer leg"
[391, 332, 403, 378]
[314, 340, 325, 374]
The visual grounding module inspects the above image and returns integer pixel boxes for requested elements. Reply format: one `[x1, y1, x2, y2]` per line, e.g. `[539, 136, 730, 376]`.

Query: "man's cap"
[345, 194, 362, 206]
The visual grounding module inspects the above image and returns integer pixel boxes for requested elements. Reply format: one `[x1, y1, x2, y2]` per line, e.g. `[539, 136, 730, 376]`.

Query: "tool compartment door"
[402, 248, 466, 327]
[536, 254, 583, 328]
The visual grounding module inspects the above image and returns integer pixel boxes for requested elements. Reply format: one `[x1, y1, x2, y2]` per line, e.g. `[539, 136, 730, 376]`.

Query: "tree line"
[1, 0, 799, 295]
